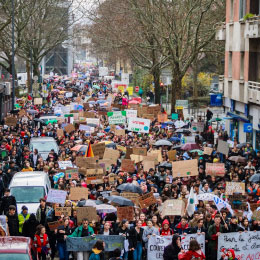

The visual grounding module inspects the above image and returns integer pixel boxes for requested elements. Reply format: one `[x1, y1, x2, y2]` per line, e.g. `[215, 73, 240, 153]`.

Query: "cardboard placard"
[143, 161, 155, 172]
[115, 129, 125, 136]
[125, 148, 133, 159]
[130, 154, 144, 163]
[18, 109, 26, 117]
[162, 200, 185, 217]
[65, 168, 79, 180]
[57, 129, 64, 138]
[117, 206, 135, 222]
[103, 148, 120, 164]
[172, 159, 198, 177]
[191, 122, 204, 132]
[34, 98, 42, 105]
[76, 207, 98, 224]
[48, 220, 64, 231]
[46, 189, 67, 204]
[64, 124, 75, 134]
[139, 192, 157, 209]
[108, 173, 117, 184]
[143, 114, 155, 120]
[120, 192, 140, 205]
[92, 143, 106, 159]
[147, 150, 163, 163]
[168, 150, 176, 161]
[229, 194, 247, 211]
[5, 117, 17, 126]
[70, 187, 88, 201]
[149, 105, 161, 116]
[157, 113, 168, 123]
[86, 168, 104, 184]
[75, 157, 98, 168]
[205, 163, 225, 176]
[203, 147, 213, 155]
[226, 182, 246, 195]
[217, 140, 229, 156]
[133, 147, 147, 156]
[142, 155, 159, 165]
[121, 159, 135, 172]
[55, 207, 71, 217]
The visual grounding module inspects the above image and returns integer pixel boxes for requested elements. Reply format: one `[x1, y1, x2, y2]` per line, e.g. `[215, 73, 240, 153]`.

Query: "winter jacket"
[174, 222, 190, 235]
[22, 214, 40, 239]
[7, 213, 19, 236]
[89, 248, 103, 260]
[129, 227, 144, 249]
[34, 234, 51, 254]
[180, 250, 205, 260]
[163, 234, 181, 260]
[36, 206, 52, 224]
[0, 195, 17, 215]
[69, 225, 94, 237]
[208, 224, 227, 251]
[18, 213, 30, 233]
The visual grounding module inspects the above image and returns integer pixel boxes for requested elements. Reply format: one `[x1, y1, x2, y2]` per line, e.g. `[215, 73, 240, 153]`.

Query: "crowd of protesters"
[0, 75, 259, 260]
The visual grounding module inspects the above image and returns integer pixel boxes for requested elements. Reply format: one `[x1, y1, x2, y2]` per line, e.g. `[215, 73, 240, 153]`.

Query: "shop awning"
[226, 112, 250, 123]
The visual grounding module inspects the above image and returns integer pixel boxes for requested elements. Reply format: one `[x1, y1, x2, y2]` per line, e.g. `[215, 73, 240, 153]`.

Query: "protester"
[34, 224, 51, 260]
[179, 240, 205, 260]
[89, 240, 105, 260]
[18, 205, 30, 233]
[6, 205, 19, 236]
[129, 220, 144, 260]
[163, 234, 182, 260]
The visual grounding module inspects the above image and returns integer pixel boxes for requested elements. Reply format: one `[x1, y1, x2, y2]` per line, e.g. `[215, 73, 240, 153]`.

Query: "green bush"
[243, 13, 255, 21]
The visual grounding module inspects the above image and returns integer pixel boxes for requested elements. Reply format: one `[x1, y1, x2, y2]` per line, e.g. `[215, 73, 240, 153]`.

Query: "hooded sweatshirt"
[160, 219, 173, 236]
[163, 234, 181, 260]
[181, 249, 205, 260]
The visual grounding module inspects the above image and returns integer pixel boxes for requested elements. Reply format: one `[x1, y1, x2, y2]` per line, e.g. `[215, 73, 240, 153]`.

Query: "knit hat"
[162, 219, 169, 226]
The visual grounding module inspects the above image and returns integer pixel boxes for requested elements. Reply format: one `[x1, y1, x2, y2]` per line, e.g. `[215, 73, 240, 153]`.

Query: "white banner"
[86, 118, 100, 126]
[147, 234, 205, 260]
[125, 109, 137, 118]
[218, 231, 260, 260]
[108, 111, 126, 125]
[128, 117, 150, 133]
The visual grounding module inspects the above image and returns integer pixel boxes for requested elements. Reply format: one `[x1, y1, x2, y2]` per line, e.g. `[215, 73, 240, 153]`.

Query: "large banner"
[147, 234, 205, 260]
[66, 235, 125, 252]
[218, 231, 260, 260]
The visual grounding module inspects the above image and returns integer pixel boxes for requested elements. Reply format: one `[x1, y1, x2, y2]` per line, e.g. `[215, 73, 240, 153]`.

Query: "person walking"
[89, 240, 105, 260]
[34, 224, 51, 260]
[6, 205, 19, 236]
[18, 205, 30, 234]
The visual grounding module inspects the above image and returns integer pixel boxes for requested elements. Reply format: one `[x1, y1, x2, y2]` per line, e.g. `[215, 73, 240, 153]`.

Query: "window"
[240, 52, 244, 79]
[230, 0, 234, 21]
[250, 0, 260, 15]
[239, 0, 246, 20]
[228, 52, 233, 78]
[10, 186, 45, 203]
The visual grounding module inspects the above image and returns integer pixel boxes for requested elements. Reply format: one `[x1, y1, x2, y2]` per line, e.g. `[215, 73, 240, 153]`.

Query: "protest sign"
[168, 150, 176, 161]
[120, 192, 140, 204]
[226, 182, 245, 195]
[66, 235, 125, 252]
[205, 163, 225, 176]
[55, 207, 71, 217]
[86, 118, 99, 126]
[228, 194, 247, 211]
[130, 154, 144, 163]
[65, 92, 73, 98]
[107, 111, 126, 125]
[108, 173, 117, 184]
[117, 145, 126, 153]
[103, 148, 120, 164]
[65, 168, 79, 180]
[125, 147, 133, 159]
[58, 161, 73, 169]
[5, 117, 17, 126]
[203, 147, 213, 155]
[143, 114, 155, 120]
[57, 129, 64, 138]
[172, 159, 198, 177]
[191, 122, 204, 132]
[148, 234, 205, 260]
[139, 192, 157, 209]
[115, 129, 125, 136]
[70, 187, 88, 201]
[121, 159, 135, 172]
[34, 98, 43, 105]
[157, 113, 168, 123]
[86, 168, 104, 184]
[217, 140, 229, 155]
[133, 147, 147, 156]
[143, 160, 155, 172]
[149, 105, 161, 116]
[18, 109, 26, 117]
[76, 207, 98, 223]
[148, 150, 163, 163]
[162, 200, 185, 217]
[125, 109, 137, 118]
[99, 159, 113, 172]
[128, 117, 150, 133]
[92, 143, 106, 159]
[217, 231, 260, 260]
[48, 220, 64, 231]
[64, 124, 75, 134]
[84, 111, 95, 118]
[46, 189, 67, 204]
[117, 206, 135, 222]
[172, 113, 178, 120]
[75, 157, 98, 168]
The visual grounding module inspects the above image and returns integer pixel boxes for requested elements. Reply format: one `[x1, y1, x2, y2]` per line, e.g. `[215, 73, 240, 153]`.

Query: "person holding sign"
[178, 240, 205, 260]
[163, 234, 182, 260]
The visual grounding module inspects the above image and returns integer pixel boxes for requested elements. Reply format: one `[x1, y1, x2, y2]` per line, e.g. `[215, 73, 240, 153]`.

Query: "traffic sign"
[135, 86, 139, 92]
[244, 123, 253, 133]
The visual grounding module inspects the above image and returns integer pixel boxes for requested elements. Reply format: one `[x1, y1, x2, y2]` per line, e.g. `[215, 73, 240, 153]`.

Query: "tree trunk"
[171, 69, 182, 114]
[192, 59, 199, 110]
[152, 66, 161, 104]
[26, 60, 31, 93]
[33, 63, 40, 77]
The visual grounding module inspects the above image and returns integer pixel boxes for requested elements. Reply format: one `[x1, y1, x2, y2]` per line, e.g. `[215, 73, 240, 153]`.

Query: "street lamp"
[11, 0, 15, 109]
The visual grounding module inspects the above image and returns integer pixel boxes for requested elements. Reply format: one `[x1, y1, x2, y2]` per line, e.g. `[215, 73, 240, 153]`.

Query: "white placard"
[86, 118, 100, 126]
[58, 161, 73, 169]
[46, 189, 67, 204]
[128, 117, 150, 133]
[125, 109, 137, 118]
[65, 92, 73, 98]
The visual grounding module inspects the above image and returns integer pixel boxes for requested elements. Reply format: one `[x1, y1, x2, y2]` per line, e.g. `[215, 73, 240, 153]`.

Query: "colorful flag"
[85, 142, 94, 157]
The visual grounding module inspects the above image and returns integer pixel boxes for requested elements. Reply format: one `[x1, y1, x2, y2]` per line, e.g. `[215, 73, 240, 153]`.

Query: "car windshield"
[0, 254, 30, 260]
[31, 141, 57, 153]
[10, 186, 45, 203]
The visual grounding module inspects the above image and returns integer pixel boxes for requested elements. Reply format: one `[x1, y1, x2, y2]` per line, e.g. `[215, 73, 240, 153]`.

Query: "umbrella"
[71, 145, 87, 152]
[190, 149, 203, 155]
[84, 200, 97, 207]
[175, 129, 191, 134]
[159, 162, 172, 168]
[174, 120, 186, 128]
[168, 137, 181, 142]
[249, 174, 260, 183]
[10, 109, 20, 114]
[209, 117, 222, 123]
[165, 121, 174, 125]
[106, 142, 116, 149]
[117, 183, 143, 194]
[181, 143, 200, 151]
[96, 204, 117, 213]
[27, 109, 38, 115]
[172, 145, 182, 149]
[154, 139, 173, 146]
[107, 196, 134, 206]
[33, 118, 46, 125]
[93, 85, 100, 90]
[129, 100, 140, 104]
[236, 143, 247, 149]
[228, 156, 247, 163]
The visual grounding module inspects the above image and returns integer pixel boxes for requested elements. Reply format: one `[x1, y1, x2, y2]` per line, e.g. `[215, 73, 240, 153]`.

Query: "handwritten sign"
[103, 148, 120, 164]
[75, 157, 98, 168]
[117, 206, 135, 222]
[57, 129, 64, 138]
[55, 207, 71, 217]
[120, 192, 140, 205]
[217, 140, 229, 155]
[172, 159, 198, 177]
[86, 168, 104, 184]
[46, 189, 67, 204]
[115, 129, 125, 136]
[70, 187, 88, 201]
[168, 150, 176, 161]
[92, 143, 106, 159]
[203, 147, 213, 155]
[48, 220, 64, 231]
[162, 200, 185, 217]
[121, 159, 135, 172]
[58, 161, 73, 169]
[76, 207, 98, 224]
[226, 182, 245, 195]
[132, 147, 147, 156]
[157, 113, 167, 123]
[34, 98, 43, 105]
[5, 117, 17, 126]
[64, 124, 75, 134]
[143, 160, 155, 172]
[139, 192, 157, 209]
[205, 163, 225, 176]
[65, 168, 79, 180]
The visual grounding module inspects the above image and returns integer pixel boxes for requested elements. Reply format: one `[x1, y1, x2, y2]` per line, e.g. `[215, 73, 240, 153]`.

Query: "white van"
[9, 171, 51, 214]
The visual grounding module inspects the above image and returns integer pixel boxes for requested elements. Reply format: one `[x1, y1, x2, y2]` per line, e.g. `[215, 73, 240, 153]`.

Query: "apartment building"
[216, 0, 260, 150]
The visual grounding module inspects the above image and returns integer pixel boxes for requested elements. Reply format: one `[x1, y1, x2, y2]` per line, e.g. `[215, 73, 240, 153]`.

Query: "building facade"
[217, 0, 260, 150]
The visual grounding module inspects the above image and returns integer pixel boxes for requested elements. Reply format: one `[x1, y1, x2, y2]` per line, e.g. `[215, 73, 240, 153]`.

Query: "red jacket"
[34, 234, 50, 254]
[180, 250, 205, 260]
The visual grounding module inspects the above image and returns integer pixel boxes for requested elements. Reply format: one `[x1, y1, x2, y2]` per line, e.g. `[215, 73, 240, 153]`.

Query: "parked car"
[29, 137, 59, 160]
[9, 171, 51, 214]
[0, 236, 32, 260]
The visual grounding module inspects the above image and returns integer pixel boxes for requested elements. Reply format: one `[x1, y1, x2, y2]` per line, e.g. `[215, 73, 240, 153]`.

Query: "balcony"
[216, 22, 226, 41]
[218, 75, 224, 92]
[248, 81, 260, 105]
[245, 16, 260, 38]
